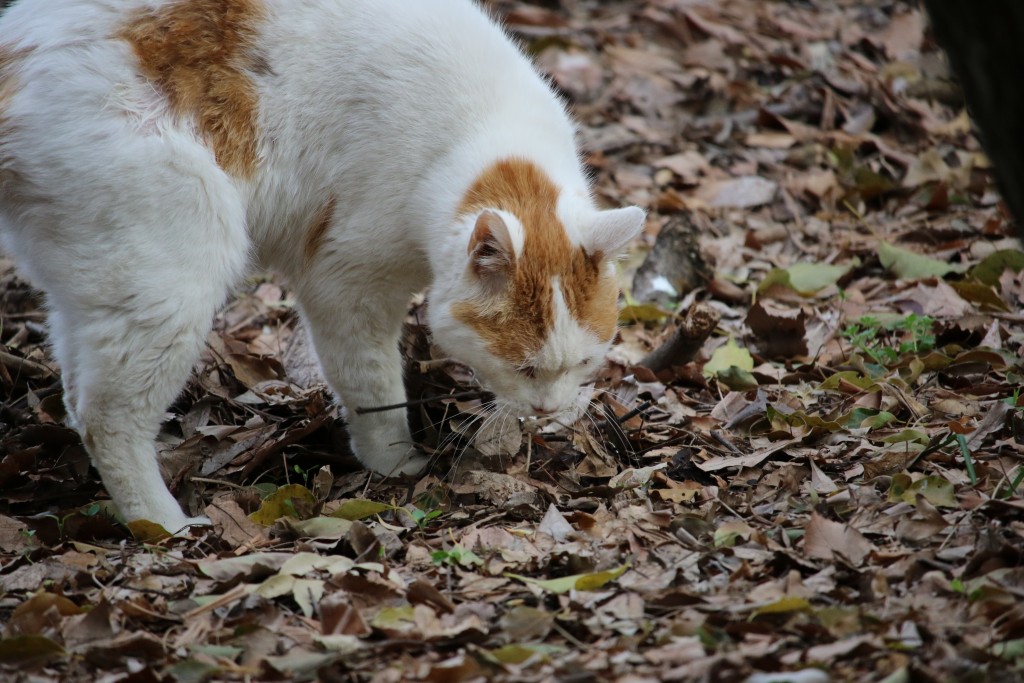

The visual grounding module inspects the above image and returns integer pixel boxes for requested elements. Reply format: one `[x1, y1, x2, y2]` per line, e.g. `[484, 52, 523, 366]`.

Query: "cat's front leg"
[297, 287, 428, 477]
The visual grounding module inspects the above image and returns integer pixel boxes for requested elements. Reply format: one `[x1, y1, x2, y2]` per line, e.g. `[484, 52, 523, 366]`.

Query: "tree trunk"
[923, 1, 1024, 235]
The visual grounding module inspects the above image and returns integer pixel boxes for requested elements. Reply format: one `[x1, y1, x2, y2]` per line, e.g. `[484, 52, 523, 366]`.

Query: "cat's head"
[428, 158, 644, 418]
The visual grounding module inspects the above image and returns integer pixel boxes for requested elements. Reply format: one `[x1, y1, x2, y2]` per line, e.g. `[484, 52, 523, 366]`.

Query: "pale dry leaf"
[804, 512, 874, 564]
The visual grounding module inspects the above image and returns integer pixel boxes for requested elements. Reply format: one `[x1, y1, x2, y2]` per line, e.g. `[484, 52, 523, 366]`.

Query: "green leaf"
[715, 365, 760, 391]
[751, 596, 812, 618]
[818, 371, 880, 392]
[189, 645, 244, 660]
[0, 635, 66, 665]
[846, 408, 896, 430]
[164, 659, 222, 683]
[126, 519, 173, 542]
[432, 546, 483, 568]
[949, 280, 1011, 312]
[879, 429, 930, 444]
[486, 644, 563, 665]
[330, 499, 393, 520]
[713, 520, 753, 548]
[767, 406, 845, 432]
[888, 473, 912, 502]
[906, 475, 957, 508]
[758, 262, 853, 296]
[878, 242, 962, 279]
[787, 261, 855, 292]
[370, 605, 417, 630]
[969, 249, 1024, 286]
[891, 474, 956, 507]
[248, 484, 316, 525]
[993, 638, 1024, 660]
[619, 302, 672, 325]
[703, 337, 754, 377]
[506, 564, 628, 594]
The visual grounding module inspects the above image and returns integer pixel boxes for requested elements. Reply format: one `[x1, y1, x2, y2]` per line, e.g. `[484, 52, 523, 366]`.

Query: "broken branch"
[639, 301, 721, 374]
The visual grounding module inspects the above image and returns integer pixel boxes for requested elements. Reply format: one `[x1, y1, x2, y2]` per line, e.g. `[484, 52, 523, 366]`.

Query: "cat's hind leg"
[31, 170, 249, 533]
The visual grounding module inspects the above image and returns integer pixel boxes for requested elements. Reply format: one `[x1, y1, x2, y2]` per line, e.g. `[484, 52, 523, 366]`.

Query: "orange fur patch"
[0, 45, 21, 135]
[453, 158, 618, 364]
[0, 46, 15, 98]
[0, 44, 27, 187]
[304, 194, 336, 263]
[119, 0, 264, 178]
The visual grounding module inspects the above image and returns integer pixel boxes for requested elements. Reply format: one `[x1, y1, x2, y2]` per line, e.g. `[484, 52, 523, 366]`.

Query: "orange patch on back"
[304, 194, 336, 263]
[119, 0, 264, 178]
[453, 158, 618, 364]
[0, 44, 27, 186]
[0, 45, 22, 133]
[0, 45, 17, 104]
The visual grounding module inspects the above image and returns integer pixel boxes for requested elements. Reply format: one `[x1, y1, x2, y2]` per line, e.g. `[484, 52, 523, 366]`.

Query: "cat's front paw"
[355, 440, 429, 478]
[385, 451, 430, 477]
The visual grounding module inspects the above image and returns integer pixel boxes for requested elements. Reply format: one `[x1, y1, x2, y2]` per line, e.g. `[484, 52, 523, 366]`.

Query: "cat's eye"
[517, 365, 537, 379]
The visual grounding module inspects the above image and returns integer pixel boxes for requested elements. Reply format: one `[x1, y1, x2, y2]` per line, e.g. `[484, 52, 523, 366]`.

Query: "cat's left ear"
[583, 206, 646, 259]
[467, 209, 517, 292]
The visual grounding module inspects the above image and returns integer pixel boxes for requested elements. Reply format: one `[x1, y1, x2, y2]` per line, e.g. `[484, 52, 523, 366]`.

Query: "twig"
[634, 434, 690, 456]
[0, 349, 56, 379]
[239, 411, 332, 479]
[190, 476, 250, 490]
[709, 429, 743, 455]
[640, 301, 721, 374]
[354, 390, 486, 415]
[616, 400, 653, 425]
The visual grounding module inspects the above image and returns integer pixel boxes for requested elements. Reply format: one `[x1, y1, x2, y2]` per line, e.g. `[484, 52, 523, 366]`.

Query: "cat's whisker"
[409, 399, 484, 441]
[570, 396, 638, 463]
[444, 402, 502, 481]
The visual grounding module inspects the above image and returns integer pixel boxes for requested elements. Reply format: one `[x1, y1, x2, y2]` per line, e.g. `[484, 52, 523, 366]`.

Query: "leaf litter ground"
[3, 0, 1024, 681]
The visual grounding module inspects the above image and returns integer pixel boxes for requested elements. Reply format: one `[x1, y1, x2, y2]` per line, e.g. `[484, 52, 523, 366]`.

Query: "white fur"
[0, 0, 643, 530]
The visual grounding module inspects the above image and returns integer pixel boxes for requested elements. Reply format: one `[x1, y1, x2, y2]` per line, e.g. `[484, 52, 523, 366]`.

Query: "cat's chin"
[496, 399, 584, 426]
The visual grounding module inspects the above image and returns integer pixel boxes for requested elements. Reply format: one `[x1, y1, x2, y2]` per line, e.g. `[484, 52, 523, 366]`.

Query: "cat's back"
[0, 0, 543, 178]
[1, 0, 130, 46]
[1, 0, 567, 255]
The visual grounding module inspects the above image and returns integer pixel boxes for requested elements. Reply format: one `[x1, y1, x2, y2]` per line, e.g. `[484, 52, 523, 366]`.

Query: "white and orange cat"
[0, 0, 644, 531]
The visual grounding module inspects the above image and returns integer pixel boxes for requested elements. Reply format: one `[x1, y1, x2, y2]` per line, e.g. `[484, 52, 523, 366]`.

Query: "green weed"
[842, 313, 936, 367]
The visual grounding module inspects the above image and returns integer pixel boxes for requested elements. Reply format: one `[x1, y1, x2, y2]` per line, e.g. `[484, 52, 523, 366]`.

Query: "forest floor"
[3, 0, 1024, 681]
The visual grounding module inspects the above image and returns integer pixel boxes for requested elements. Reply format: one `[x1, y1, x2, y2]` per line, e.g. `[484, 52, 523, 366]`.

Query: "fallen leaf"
[804, 512, 874, 564]
[878, 242, 963, 279]
[695, 176, 778, 209]
[506, 564, 629, 594]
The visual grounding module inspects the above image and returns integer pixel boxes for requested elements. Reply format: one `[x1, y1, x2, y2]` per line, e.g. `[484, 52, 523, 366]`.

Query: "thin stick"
[616, 400, 653, 425]
[0, 349, 56, 379]
[354, 390, 486, 415]
[239, 411, 332, 479]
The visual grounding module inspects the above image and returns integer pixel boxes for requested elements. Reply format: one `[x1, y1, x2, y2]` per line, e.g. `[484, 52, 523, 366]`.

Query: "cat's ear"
[583, 206, 646, 259]
[468, 209, 516, 291]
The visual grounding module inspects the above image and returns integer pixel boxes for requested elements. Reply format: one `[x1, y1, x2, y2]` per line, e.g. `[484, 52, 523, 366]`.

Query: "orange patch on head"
[304, 194, 336, 263]
[453, 158, 619, 364]
[119, 0, 264, 178]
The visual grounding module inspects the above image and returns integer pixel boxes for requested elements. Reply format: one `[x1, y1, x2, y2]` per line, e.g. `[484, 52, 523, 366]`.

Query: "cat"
[0, 0, 644, 532]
